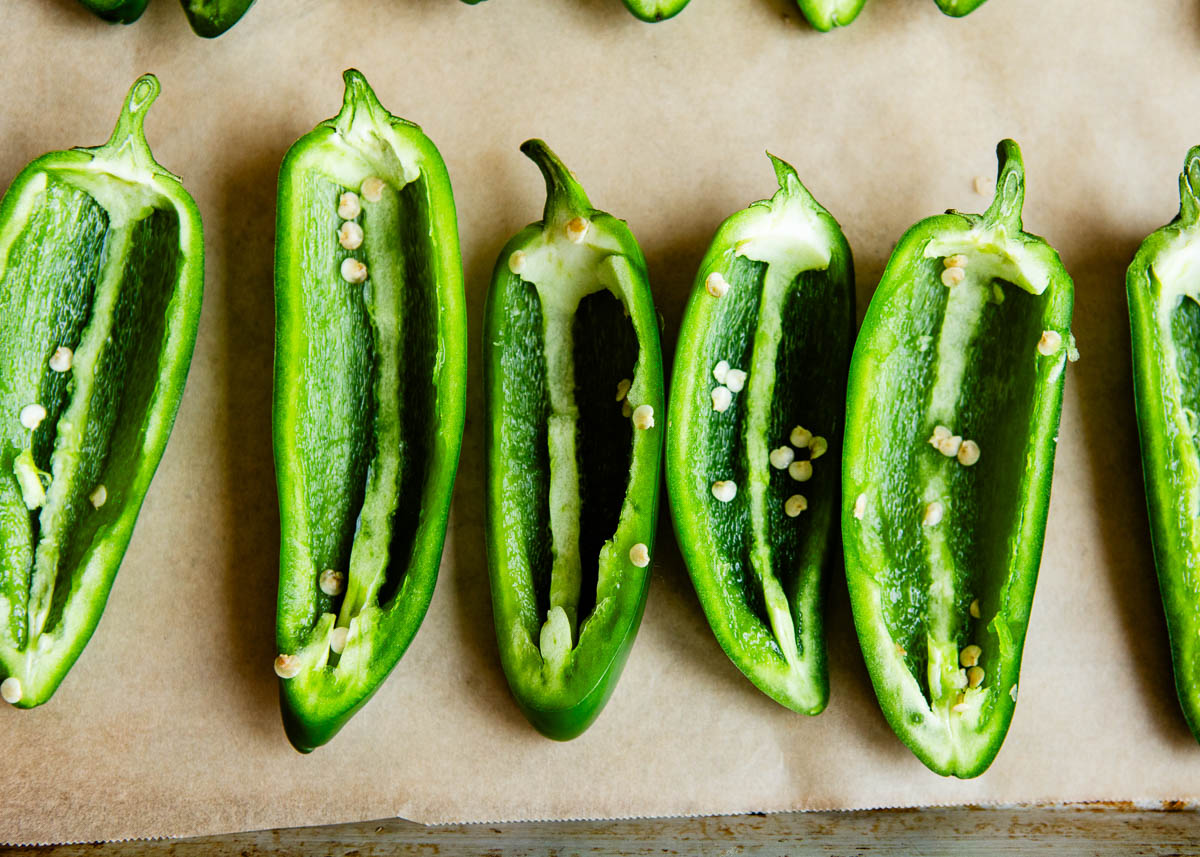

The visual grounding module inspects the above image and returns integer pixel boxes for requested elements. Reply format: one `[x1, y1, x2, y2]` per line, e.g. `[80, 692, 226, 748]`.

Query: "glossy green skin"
[274, 70, 466, 752]
[0, 75, 204, 707]
[622, 0, 690, 22]
[181, 0, 256, 36]
[666, 155, 854, 714]
[75, 0, 149, 23]
[843, 141, 1073, 777]
[484, 141, 664, 740]
[1128, 146, 1200, 743]
[934, 0, 988, 15]
[797, 0, 867, 30]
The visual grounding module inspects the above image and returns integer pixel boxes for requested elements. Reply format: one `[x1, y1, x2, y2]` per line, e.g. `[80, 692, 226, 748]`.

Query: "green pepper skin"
[621, 0, 690, 22]
[796, 0, 867, 31]
[843, 140, 1074, 777]
[0, 75, 204, 708]
[934, 0, 987, 16]
[75, 0, 149, 23]
[666, 155, 854, 714]
[180, 0, 256, 36]
[484, 141, 664, 740]
[1128, 147, 1200, 743]
[273, 70, 466, 752]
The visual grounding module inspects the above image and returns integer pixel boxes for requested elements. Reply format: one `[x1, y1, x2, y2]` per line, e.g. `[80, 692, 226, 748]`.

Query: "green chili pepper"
[796, 0, 867, 31]
[665, 155, 853, 714]
[483, 140, 664, 740]
[180, 0, 256, 36]
[934, 0, 988, 16]
[0, 75, 204, 708]
[621, 0, 690, 22]
[843, 140, 1074, 777]
[75, 0, 149, 24]
[273, 70, 466, 752]
[1129, 146, 1200, 743]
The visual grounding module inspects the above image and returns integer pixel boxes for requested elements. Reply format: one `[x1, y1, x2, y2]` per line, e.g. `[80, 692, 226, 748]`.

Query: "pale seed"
[958, 440, 981, 467]
[19, 404, 46, 430]
[330, 626, 349, 654]
[922, 501, 944, 527]
[629, 543, 651, 568]
[361, 176, 385, 202]
[337, 192, 362, 220]
[790, 426, 812, 448]
[967, 666, 985, 688]
[711, 386, 732, 413]
[1038, 330, 1063, 356]
[319, 569, 346, 597]
[565, 217, 589, 244]
[789, 460, 812, 482]
[809, 436, 828, 459]
[725, 369, 747, 393]
[769, 447, 795, 469]
[711, 480, 737, 503]
[340, 258, 368, 284]
[338, 221, 364, 251]
[274, 654, 302, 679]
[49, 347, 73, 373]
[0, 677, 21, 705]
[784, 494, 808, 517]
[632, 405, 655, 430]
[705, 272, 730, 298]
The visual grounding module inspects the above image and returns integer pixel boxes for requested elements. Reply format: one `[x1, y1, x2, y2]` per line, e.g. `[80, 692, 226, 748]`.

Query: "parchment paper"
[3, 0, 1199, 844]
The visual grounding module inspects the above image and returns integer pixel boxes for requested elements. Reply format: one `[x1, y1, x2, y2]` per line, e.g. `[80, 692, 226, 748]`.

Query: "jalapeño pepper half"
[1129, 147, 1200, 743]
[621, 0, 690, 22]
[843, 140, 1074, 777]
[796, 0, 867, 31]
[0, 75, 204, 708]
[934, 0, 988, 16]
[484, 141, 664, 740]
[75, 0, 149, 23]
[180, 0, 257, 37]
[666, 154, 854, 714]
[273, 70, 466, 752]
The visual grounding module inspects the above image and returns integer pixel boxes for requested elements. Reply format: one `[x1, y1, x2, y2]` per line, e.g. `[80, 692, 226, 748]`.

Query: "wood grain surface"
[6, 806, 1198, 855]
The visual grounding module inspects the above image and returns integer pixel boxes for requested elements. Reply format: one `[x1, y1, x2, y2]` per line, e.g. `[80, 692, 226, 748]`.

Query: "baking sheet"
[3, 0, 1200, 844]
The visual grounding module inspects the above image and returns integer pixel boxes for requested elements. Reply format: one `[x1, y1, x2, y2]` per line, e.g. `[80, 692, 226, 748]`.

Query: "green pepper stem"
[85, 74, 160, 175]
[765, 151, 820, 209]
[1179, 146, 1200, 227]
[332, 69, 389, 136]
[982, 139, 1025, 232]
[520, 139, 593, 228]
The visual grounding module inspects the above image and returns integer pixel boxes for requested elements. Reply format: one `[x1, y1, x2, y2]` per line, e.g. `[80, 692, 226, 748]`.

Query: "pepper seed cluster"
[337, 176, 385, 284]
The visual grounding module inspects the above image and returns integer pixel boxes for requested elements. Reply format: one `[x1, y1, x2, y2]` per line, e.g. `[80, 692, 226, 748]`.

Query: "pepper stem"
[982, 139, 1025, 231]
[1178, 146, 1200, 227]
[766, 151, 820, 209]
[85, 74, 161, 174]
[520, 139, 593, 228]
[332, 69, 390, 137]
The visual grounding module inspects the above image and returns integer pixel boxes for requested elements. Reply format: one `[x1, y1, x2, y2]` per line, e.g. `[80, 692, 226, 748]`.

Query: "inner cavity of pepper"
[699, 254, 848, 663]
[0, 174, 180, 655]
[871, 248, 1046, 713]
[289, 170, 437, 663]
